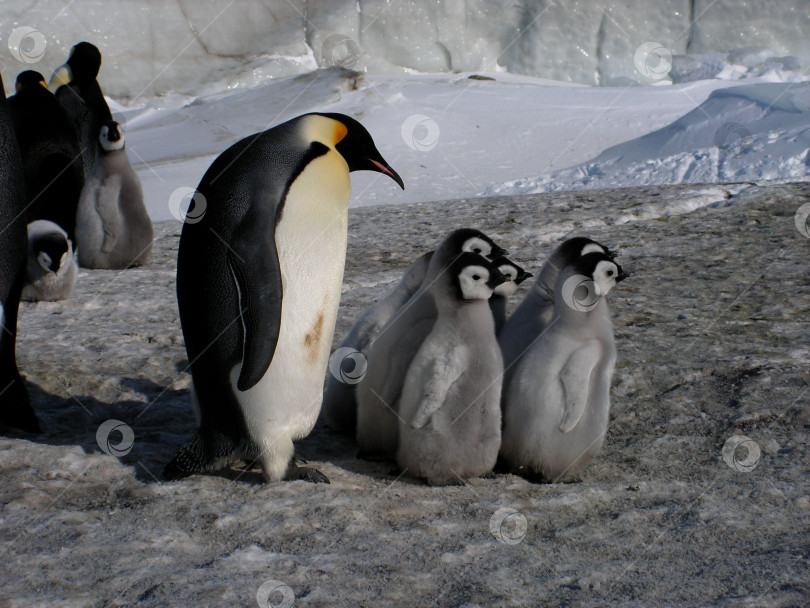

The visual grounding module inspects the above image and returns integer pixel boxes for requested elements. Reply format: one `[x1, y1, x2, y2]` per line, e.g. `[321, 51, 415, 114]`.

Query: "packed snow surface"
[2, 182, 809, 607]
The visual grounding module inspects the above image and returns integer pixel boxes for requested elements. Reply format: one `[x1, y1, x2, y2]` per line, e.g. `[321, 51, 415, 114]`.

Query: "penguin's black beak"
[368, 158, 405, 190]
[487, 271, 509, 289]
[616, 268, 630, 282]
[516, 271, 533, 284]
[492, 246, 509, 258]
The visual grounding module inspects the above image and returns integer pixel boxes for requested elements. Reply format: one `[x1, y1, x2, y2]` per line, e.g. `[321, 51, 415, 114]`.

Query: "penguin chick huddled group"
[333, 233, 625, 485]
[345, 229, 528, 485]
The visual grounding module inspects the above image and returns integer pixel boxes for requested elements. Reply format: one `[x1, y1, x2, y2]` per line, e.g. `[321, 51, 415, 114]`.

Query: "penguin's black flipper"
[162, 431, 238, 480]
[228, 202, 284, 392]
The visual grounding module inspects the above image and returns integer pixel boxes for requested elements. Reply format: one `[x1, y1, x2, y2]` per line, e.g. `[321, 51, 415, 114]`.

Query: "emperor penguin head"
[15, 70, 48, 93]
[48, 41, 102, 92]
[451, 252, 508, 301]
[311, 113, 404, 190]
[491, 255, 533, 297]
[565, 252, 628, 306]
[99, 121, 125, 151]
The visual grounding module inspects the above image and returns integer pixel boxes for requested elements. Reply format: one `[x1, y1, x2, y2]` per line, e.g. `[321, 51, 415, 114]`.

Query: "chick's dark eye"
[473, 248, 481, 254]
[472, 274, 481, 281]
[607, 270, 614, 277]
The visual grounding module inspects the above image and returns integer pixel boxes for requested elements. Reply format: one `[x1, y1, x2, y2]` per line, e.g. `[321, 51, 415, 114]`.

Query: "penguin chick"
[488, 255, 532, 335]
[75, 121, 153, 269]
[499, 251, 627, 482]
[320, 250, 433, 435]
[21, 220, 78, 302]
[163, 113, 403, 484]
[499, 237, 613, 385]
[397, 252, 507, 485]
[355, 228, 507, 461]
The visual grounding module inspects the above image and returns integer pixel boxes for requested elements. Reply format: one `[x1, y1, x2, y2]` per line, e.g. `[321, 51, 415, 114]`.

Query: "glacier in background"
[1, 0, 808, 98]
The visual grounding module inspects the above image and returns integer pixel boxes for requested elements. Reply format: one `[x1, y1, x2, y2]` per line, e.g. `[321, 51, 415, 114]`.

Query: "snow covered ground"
[3, 182, 809, 607]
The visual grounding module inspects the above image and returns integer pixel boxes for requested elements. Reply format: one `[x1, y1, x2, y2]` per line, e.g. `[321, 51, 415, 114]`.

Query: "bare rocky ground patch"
[2, 181, 808, 607]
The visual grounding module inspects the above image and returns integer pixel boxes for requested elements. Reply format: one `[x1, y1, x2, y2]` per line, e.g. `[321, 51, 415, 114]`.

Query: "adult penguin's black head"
[15, 70, 47, 93]
[318, 112, 404, 190]
[67, 42, 102, 82]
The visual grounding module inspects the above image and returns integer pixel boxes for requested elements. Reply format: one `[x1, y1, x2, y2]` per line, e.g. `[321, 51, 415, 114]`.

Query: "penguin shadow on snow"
[3, 377, 193, 484]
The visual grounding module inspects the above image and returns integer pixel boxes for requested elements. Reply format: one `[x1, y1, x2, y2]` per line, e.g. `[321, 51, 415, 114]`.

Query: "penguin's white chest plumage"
[232, 149, 351, 443]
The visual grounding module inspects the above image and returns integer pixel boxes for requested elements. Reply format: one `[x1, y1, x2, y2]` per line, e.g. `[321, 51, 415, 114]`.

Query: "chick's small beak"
[488, 272, 509, 289]
[517, 271, 533, 283]
[369, 158, 405, 190]
[616, 269, 630, 282]
[491, 246, 509, 258]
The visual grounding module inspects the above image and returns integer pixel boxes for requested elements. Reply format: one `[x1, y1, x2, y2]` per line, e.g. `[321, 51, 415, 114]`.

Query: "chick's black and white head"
[317, 112, 404, 189]
[99, 121, 124, 151]
[443, 228, 508, 261]
[29, 228, 70, 273]
[450, 252, 508, 301]
[562, 252, 628, 310]
[558, 236, 615, 263]
[490, 255, 533, 297]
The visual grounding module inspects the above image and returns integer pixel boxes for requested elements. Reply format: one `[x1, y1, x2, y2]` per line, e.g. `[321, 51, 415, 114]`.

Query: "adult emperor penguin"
[397, 252, 507, 485]
[319, 250, 433, 435]
[21, 220, 78, 302]
[498, 237, 613, 381]
[355, 228, 506, 460]
[0, 71, 39, 432]
[8, 71, 85, 241]
[76, 120, 153, 269]
[49, 42, 112, 177]
[499, 251, 627, 482]
[488, 256, 532, 335]
[163, 113, 403, 483]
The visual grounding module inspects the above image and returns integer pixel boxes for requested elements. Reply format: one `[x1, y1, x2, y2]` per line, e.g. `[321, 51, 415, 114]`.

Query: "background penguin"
[7, 71, 85, 241]
[21, 220, 78, 302]
[49, 41, 113, 178]
[319, 250, 433, 435]
[498, 237, 613, 382]
[397, 252, 506, 485]
[488, 255, 532, 335]
[355, 228, 506, 461]
[75, 120, 153, 269]
[0, 71, 39, 433]
[499, 251, 627, 482]
[163, 113, 403, 483]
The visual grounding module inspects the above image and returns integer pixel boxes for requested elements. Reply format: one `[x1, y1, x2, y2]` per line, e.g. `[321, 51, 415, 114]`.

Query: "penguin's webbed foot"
[284, 463, 330, 484]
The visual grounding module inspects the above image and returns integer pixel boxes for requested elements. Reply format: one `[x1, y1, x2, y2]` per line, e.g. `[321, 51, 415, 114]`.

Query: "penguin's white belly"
[233, 151, 351, 444]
